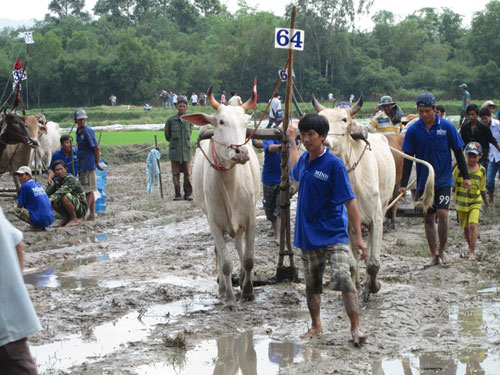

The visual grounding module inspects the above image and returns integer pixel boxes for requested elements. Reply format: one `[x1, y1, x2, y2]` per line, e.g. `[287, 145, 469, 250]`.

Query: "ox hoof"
[361, 289, 371, 302]
[240, 293, 255, 302]
[369, 280, 382, 294]
[223, 303, 238, 312]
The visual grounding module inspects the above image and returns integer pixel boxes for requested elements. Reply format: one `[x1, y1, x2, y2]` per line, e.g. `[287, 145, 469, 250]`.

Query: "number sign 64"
[274, 28, 305, 51]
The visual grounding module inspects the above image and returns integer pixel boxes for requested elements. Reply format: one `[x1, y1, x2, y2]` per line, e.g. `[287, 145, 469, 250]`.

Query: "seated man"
[48, 134, 78, 184]
[46, 160, 88, 226]
[14, 166, 55, 229]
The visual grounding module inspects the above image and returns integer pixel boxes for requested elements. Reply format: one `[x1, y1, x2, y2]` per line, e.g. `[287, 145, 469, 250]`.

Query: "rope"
[0, 43, 24, 106]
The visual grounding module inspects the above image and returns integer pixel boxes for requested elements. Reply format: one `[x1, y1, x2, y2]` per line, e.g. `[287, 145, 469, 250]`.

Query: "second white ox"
[183, 88, 260, 311]
[34, 120, 61, 172]
[312, 96, 434, 300]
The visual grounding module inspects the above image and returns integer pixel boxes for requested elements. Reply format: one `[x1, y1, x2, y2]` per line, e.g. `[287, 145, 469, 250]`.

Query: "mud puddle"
[135, 330, 315, 375]
[31, 296, 217, 373]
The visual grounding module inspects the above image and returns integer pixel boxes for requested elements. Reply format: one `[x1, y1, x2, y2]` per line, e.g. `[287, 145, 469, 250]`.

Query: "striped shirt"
[368, 111, 401, 134]
[453, 165, 486, 212]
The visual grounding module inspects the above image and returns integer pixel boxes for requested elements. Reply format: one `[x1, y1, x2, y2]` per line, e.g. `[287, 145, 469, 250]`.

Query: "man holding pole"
[287, 113, 367, 346]
[74, 109, 105, 221]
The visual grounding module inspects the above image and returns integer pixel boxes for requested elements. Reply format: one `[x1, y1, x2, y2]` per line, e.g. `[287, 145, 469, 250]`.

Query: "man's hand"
[47, 176, 53, 184]
[286, 125, 299, 143]
[398, 186, 407, 195]
[354, 237, 368, 261]
[96, 163, 105, 171]
[463, 179, 472, 191]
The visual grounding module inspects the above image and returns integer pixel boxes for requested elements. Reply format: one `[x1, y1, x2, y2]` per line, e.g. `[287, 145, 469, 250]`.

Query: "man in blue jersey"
[47, 134, 78, 184]
[287, 114, 367, 346]
[262, 109, 284, 244]
[399, 93, 471, 267]
[13, 166, 55, 229]
[75, 109, 105, 221]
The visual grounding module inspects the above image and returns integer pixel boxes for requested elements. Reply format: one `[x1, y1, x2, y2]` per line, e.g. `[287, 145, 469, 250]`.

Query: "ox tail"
[389, 146, 435, 213]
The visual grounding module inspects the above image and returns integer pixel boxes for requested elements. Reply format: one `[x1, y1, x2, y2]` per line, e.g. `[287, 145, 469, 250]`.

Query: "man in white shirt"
[267, 94, 281, 128]
[480, 107, 500, 204]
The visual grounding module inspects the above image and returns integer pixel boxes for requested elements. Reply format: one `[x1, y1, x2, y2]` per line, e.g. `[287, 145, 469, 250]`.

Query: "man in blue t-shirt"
[262, 109, 284, 244]
[399, 93, 471, 268]
[287, 114, 367, 347]
[75, 109, 105, 221]
[13, 166, 54, 229]
[48, 134, 78, 184]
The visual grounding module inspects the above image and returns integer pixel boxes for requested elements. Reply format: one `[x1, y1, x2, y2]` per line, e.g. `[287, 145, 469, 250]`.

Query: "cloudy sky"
[3, 0, 492, 29]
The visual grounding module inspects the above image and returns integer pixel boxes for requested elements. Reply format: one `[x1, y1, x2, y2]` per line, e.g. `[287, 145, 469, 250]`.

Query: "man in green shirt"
[459, 83, 471, 127]
[164, 98, 193, 201]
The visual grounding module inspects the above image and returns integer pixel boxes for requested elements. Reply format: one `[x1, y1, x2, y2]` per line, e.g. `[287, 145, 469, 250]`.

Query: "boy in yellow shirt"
[452, 142, 488, 260]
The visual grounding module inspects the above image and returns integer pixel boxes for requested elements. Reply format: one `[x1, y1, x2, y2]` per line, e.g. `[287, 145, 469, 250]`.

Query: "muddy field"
[1, 156, 499, 375]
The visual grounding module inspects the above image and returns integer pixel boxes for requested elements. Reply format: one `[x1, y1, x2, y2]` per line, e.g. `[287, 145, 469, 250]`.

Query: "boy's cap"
[273, 109, 284, 122]
[416, 93, 436, 107]
[465, 142, 482, 155]
[459, 83, 468, 89]
[15, 166, 32, 175]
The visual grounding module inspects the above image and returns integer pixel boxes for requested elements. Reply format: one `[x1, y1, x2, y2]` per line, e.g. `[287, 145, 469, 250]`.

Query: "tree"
[47, 0, 89, 21]
[468, 0, 500, 65]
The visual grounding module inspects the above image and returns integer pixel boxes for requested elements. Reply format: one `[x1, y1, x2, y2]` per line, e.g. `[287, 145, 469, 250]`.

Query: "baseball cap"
[465, 142, 482, 155]
[416, 93, 436, 107]
[459, 83, 468, 89]
[15, 166, 32, 175]
[74, 109, 88, 120]
[378, 95, 395, 106]
[273, 109, 284, 122]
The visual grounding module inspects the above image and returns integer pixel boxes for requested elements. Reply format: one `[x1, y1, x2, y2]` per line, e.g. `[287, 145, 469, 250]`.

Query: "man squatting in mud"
[287, 113, 368, 346]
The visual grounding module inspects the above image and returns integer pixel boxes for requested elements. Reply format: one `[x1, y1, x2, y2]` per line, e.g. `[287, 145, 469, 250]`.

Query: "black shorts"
[418, 186, 451, 213]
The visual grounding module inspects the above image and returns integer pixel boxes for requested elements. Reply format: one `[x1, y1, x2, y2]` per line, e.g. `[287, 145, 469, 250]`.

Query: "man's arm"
[286, 126, 300, 169]
[398, 158, 413, 194]
[345, 198, 367, 260]
[93, 145, 104, 171]
[267, 144, 282, 153]
[164, 120, 171, 142]
[16, 241, 25, 272]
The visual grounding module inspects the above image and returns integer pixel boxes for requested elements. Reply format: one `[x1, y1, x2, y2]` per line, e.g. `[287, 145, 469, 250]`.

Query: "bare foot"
[468, 252, 476, 261]
[439, 252, 452, 266]
[64, 219, 79, 227]
[60, 219, 70, 227]
[351, 330, 367, 347]
[300, 326, 323, 339]
[86, 216, 95, 222]
[423, 255, 440, 269]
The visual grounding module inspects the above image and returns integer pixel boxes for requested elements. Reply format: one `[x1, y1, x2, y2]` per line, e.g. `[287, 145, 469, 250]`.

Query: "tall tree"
[47, 0, 89, 21]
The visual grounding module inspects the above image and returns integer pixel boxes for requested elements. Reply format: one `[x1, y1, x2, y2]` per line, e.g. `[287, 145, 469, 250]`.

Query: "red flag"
[252, 76, 257, 109]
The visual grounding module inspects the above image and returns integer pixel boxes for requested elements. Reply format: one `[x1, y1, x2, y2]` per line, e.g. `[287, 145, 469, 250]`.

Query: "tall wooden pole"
[277, 6, 298, 281]
[154, 135, 164, 199]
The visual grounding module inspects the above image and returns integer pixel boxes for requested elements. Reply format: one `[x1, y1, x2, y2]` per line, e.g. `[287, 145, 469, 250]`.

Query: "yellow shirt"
[453, 165, 486, 212]
[368, 111, 401, 134]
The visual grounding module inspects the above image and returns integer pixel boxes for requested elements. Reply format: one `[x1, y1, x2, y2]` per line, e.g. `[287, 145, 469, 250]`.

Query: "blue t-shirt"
[0, 208, 41, 347]
[292, 148, 355, 250]
[17, 179, 54, 228]
[262, 140, 282, 185]
[49, 147, 78, 176]
[76, 125, 98, 172]
[402, 115, 464, 191]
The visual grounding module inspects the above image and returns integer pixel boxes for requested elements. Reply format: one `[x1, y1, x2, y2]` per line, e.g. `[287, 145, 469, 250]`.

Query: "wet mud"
[1, 161, 499, 374]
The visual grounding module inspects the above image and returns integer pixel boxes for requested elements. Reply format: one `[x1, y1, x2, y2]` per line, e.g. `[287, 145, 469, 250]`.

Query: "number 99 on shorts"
[275, 28, 305, 51]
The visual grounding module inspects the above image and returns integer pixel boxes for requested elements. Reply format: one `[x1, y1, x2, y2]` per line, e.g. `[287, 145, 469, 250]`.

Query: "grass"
[162, 332, 187, 349]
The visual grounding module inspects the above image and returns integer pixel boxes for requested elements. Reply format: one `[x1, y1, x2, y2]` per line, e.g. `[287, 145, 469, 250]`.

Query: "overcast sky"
[3, 0, 492, 29]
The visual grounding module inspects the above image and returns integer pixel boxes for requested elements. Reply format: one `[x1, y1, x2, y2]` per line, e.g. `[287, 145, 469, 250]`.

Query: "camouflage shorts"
[263, 184, 280, 220]
[53, 193, 87, 219]
[301, 243, 356, 294]
[13, 205, 32, 225]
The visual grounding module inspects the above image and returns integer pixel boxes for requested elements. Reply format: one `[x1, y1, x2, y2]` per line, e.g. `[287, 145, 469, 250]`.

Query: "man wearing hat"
[480, 100, 496, 117]
[399, 93, 471, 268]
[368, 95, 403, 134]
[459, 83, 470, 126]
[13, 166, 55, 229]
[75, 109, 105, 221]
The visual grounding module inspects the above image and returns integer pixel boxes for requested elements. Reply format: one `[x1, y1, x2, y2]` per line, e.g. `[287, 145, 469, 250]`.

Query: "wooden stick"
[385, 179, 416, 213]
[154, 135, 164, 199]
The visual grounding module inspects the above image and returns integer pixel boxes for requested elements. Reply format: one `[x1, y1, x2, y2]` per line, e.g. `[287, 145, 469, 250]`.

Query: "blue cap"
[465, 142, 482, 155]
[416, 93, 436, 107]
[273, 109, 284, 122]
[336, 101, 351, 109]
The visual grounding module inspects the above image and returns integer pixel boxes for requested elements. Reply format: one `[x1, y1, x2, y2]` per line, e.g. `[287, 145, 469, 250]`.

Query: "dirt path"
[1, 161, 499, 375]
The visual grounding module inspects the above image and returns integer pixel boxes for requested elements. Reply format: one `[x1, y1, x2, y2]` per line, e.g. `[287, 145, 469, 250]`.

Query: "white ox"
[183, 89, 260, 311]
[33, 120, 61, 172]
[312, 96, 434, 300]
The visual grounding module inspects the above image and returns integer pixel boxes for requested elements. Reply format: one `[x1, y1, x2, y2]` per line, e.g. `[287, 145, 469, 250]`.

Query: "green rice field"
[71, 130, 200, 146]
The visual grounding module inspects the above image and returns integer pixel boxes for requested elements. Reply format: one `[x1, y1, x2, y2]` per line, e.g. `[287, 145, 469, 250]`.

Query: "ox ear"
[182, 113, 215, 127]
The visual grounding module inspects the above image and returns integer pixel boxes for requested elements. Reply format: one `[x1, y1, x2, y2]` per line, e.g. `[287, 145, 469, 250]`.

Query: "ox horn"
[350, 94, 364, 117]
[312, 94, 326, 112]
[241, 91, 255, 113]
[207, 86, 220, 110]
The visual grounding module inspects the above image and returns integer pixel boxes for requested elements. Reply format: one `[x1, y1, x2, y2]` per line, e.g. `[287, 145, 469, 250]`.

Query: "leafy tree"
[47, 0, 89, 21]
[468, 0, 500, 65]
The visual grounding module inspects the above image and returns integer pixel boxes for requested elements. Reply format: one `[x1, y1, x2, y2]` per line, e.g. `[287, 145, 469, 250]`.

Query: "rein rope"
[196, 137, 236, 172]
[346, 138, 371, 173]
